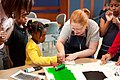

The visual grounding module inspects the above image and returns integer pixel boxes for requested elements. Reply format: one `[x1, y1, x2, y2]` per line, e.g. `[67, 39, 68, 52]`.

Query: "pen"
[38, 73, 45, 75]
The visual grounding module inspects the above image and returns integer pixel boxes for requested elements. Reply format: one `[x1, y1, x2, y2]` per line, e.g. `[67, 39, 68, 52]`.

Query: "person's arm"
[56, 39, 65, 54]
[5, 25, 14, 40]
[27, 48, 57, 66]
[100, 18, 111, 36]
[66, 41, 98, 61]
[0, 19, 14, 45]
[0, 26, 13, 45]
[101, 31, 120, 65]
[100, 11, 113, 36]
[108, 31, 120, 57]
[56, 19, 71, 62]
[115, 56, 120, 66]
[56, 38, 66, 62]
[101, 53, 112, 65]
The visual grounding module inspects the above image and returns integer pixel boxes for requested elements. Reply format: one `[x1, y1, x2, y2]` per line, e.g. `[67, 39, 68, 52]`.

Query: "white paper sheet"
[10, 70, 45, 80]
[80, 60, 120, 78]
[64, 60, 76, 65]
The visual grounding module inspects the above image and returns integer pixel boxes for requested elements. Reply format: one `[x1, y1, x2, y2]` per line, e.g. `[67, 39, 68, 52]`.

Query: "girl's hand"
[112, 17, 120, 30]
[112, 17, 118, 23]
[105, 10, 113, 22]
[115, 56, 120, 66]
[57, 52, 65, 63]
[65, 53, 78, 61]
[100, 53, 112, 65]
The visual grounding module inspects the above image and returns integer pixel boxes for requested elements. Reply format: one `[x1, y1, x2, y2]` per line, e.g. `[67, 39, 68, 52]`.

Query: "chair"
[27, 12, 37, 18]
[46, 22, 58, 34]
[44, 22, 59, 53]
[56, 13, 66, 25]
[56, 13, 66, 34]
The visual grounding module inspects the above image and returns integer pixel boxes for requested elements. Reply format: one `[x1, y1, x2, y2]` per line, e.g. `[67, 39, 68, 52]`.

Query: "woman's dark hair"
[1, 0, 33, 18]
[117, 0, 120, 2]
[108, 0, 120, 3]
[27, 20, 48, 36]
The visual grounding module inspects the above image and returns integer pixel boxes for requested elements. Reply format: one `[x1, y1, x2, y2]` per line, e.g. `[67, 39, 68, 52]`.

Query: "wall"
[35, 0, 60, 6]
[70, 0, 104, 18]
[70, 0, 80, 14]
[34, 0, 104, 19]
[33, 0, 60, 13]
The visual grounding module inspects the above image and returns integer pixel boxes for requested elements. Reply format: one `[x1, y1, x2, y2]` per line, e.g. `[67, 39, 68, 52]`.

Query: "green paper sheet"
[47, 67, 76, 80]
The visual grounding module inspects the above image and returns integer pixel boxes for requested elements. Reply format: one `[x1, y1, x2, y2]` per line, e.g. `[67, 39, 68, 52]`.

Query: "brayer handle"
[55, 64, 65, 71]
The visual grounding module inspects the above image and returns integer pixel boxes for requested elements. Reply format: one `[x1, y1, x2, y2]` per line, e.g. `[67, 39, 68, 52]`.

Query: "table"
[0, 58, 98, 80]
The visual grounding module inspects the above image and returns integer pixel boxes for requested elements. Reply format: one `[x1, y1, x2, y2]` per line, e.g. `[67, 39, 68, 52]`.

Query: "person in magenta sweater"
[101, 31, 120, 65]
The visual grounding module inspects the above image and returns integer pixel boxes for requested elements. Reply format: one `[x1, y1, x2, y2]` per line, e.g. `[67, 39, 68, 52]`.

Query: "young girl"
[0, 0, 33, 69]
[97, 0, 120, 61]
[6, 9, 29, 67]
[26, 20, 60, 66]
